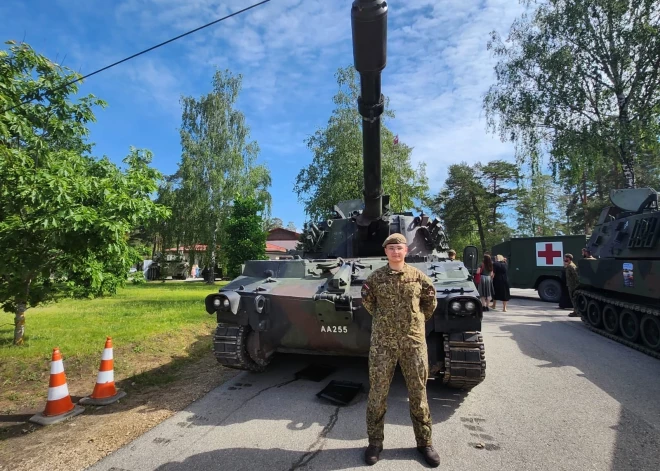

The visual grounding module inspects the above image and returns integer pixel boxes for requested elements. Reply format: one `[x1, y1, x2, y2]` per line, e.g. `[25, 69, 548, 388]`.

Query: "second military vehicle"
[492, 235, 588, 302]
[204, 0, 487, 389]
[573, 187, 660, 358]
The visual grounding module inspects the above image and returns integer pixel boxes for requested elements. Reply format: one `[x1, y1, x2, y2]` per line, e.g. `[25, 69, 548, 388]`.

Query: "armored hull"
[574, 188, 660, 357]
[206, 253, 486, 389]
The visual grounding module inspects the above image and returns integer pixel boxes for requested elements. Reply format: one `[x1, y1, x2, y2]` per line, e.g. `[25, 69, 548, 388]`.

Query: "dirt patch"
[0, 355, 239, 471]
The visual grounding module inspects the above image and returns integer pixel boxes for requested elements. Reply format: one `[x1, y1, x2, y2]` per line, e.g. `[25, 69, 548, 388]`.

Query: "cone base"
[79, 388, 127, 406]
[29, 405, 85, 426]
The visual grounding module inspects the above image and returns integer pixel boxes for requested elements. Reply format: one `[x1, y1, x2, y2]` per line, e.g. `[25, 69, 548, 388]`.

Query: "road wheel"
[602, 305, 619, 334]
[619, 309, 640, 342]
[586, 300, 603, 328]
[575, 293, 589, 315]
[537, 279, 561, 303]
[640, 315, 660, 351]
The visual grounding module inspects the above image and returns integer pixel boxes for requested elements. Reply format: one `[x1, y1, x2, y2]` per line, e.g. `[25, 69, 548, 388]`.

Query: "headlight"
[213, 298, 221, 307]
[450, 301, 462, 311]
[465, 301, 476, 311]
[222, 298, 230, 309]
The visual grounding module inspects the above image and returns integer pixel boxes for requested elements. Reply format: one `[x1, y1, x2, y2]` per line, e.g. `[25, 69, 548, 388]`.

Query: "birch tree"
[484, 0, 660, 189]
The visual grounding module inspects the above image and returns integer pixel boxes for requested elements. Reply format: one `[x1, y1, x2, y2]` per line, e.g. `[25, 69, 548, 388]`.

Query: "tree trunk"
[13, 302, 27, 346]
[470, 194, 487, 254]
[208, 227, 217, 284]
[581, 173, 589, 234]
[491, 176, 497, 226]
[621, 158, 636, 189]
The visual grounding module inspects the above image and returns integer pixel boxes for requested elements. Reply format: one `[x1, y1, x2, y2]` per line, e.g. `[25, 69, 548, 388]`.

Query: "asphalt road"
[87, 290, 660, 471]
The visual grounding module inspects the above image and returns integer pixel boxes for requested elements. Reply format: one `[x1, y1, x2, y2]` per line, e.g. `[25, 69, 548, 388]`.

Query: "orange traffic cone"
[29, 347, 85, 425]
[79, 337, 126, 405]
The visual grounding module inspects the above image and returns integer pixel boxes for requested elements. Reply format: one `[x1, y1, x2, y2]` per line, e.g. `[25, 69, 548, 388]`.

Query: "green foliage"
[294, 66, 430, 220]
[0, 41, 170, 344]
[515, 171, 569, 236]
[0, 283, 226, 409]
[430, 161, 517, 254]
[156, 69, 272, 273]
[483, 0, 660, 189]
[224, 196, 268, 278]
[129, 270, 146, 285]
[263, 217, 283, 231]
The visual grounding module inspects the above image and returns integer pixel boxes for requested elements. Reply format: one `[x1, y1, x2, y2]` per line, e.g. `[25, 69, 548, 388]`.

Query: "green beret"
[382, 233, 407, 247]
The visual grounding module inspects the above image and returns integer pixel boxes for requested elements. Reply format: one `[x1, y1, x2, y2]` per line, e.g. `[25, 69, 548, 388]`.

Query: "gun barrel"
[351, 0, 388, 224]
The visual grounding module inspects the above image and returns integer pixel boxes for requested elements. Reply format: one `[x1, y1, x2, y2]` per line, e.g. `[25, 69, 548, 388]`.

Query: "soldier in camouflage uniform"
[360, 233, 440, 468]
[564, 253, 580, 317]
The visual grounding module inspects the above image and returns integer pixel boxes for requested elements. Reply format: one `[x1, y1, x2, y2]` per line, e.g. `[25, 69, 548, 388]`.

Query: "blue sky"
[2, 0, 526, 231]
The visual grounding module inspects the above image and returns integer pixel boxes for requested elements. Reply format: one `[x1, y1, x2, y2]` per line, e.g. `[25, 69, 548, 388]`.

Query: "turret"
[293, 0, 451, 259]
[351, 0, 388, 227]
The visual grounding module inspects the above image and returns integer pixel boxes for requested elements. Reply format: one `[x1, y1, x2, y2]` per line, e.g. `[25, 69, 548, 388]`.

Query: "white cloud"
[383, 0, 528, 189]
[64, 0, 529, 192]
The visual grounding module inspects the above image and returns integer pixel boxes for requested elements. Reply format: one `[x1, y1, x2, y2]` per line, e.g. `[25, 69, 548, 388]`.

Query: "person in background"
[491, 254, 510, 312]
[564, 253, 580, 317]
[447, 249, 456, 260]
[476, 254, 495, 311]
[582, 248, 596, 260]
[558, 259, 573, 311]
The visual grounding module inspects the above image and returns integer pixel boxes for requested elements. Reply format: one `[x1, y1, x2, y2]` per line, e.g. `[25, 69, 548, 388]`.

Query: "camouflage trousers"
[366, 341, 432, 447]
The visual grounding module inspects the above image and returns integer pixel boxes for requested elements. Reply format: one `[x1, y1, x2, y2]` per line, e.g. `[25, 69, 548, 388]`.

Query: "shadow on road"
[173, 352, 469, 434]
[145, 353, 472, 470]
[499, 318, 660, 471]
[154, 446, 430, 471]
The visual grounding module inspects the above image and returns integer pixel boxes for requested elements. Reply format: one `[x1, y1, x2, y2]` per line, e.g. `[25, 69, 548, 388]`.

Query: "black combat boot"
[417, 445, 440, 467]
[364, 444, 382, 465]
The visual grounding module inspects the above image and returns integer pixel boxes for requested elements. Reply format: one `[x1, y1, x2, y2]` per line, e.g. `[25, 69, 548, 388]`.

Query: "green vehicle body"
[573, 187, 660, 357]
[492, 235, 588, 302]
[203, 0, 487, 390]
[147, 252, 190, 281]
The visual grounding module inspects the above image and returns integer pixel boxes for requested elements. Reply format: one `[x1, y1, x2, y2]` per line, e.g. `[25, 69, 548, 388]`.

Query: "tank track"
[574, 288, 660, 360]
[441, 332, 486, 389]
[212, 323, 267, 372]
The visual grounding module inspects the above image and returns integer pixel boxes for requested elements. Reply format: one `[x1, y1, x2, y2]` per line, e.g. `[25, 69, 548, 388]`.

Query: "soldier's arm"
[361, 277, 377, 315]
[419, 274, 438, 321]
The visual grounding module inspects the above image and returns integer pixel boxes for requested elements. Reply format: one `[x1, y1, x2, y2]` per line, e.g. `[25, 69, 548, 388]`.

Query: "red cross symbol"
[538, 243, 562, 264]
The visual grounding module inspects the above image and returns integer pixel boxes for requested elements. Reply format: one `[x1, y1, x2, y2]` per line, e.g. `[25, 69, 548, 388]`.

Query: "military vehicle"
[146, 252, 190, 281]
[573, 188, 660, 358]
[204, 0, 487, 389]
[492, 235, 587, 302]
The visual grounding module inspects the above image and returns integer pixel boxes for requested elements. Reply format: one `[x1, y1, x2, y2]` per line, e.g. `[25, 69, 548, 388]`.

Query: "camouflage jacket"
[565, 262, 579, 292]
[361, 263, 437, 347]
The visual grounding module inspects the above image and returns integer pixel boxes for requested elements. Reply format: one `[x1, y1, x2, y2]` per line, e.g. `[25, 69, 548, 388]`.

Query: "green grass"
[0, 282, 226, 410]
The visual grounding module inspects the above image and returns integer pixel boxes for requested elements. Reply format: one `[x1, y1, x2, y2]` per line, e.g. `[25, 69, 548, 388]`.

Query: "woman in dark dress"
[558, 266, 573, 309]
[491, 254, 511, 312]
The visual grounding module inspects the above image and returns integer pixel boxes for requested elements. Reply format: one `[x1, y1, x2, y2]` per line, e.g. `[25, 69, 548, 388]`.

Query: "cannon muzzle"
[351, 0, 388, 226]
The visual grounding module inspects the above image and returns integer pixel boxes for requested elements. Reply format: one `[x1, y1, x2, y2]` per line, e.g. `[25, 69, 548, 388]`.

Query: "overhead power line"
[1, 0, 271, 114]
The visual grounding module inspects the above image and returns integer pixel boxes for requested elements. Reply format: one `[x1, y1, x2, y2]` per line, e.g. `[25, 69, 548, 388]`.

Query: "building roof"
[266, 242, 288, 252]
[267, 227, 301, 239]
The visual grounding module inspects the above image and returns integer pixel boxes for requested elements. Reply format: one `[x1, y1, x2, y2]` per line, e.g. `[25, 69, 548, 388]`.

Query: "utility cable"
[1, 0, 271, 114]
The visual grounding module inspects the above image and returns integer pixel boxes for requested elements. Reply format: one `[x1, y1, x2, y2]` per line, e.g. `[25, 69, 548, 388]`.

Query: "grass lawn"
[0, 281, 226, 413]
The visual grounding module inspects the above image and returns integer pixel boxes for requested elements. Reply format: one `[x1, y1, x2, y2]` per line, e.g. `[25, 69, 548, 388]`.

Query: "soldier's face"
[385, 243, 408, 262]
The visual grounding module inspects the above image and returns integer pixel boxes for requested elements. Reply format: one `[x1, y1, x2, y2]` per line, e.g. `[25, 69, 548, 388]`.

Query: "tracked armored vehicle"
[204, 0, 486, 389]
[574, 188, 660, 358]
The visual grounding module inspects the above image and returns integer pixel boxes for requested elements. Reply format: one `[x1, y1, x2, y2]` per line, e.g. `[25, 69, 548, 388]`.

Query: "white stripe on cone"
[101, 348, 113, 360]
[47, 384, 70, 401]
[50, 360, 64, 374]
[96, 370, 114, 384]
